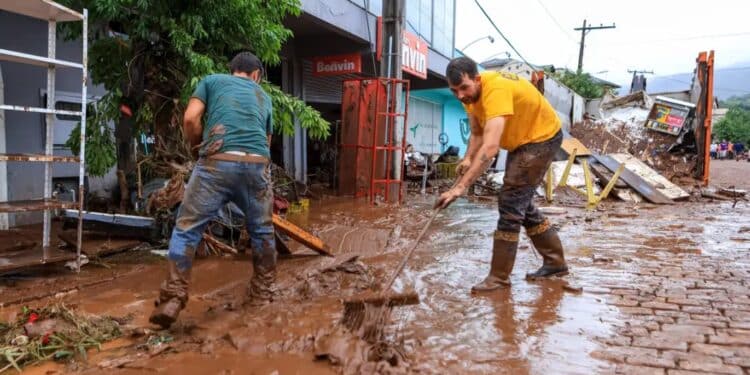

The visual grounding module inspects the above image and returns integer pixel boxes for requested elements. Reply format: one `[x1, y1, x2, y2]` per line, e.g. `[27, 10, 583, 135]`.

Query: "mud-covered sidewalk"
[2, 188, 748, 374]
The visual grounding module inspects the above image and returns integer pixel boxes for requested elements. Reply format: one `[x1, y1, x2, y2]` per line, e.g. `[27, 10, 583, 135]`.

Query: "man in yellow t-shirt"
[435, 56, 568, 293]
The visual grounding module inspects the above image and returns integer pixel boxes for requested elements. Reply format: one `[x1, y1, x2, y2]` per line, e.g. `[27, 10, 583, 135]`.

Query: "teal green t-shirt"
[192, 74, 273, 158]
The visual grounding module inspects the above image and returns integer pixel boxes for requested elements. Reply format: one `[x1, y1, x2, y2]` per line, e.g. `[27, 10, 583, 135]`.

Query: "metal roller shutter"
[302, 60, 361, 104]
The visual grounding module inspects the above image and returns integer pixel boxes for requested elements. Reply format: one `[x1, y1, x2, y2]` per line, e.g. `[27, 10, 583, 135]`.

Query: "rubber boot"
[526, 226, 568, 280]
[149, 260, 191, 328]
[471, 237, 518, 293]
[246, 238, 277, 306]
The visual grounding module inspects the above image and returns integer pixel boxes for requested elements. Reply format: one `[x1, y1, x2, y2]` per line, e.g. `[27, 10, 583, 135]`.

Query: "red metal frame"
[702, 51, 715, 186]
[369, 78, 410, 204]
[339, 77, 410, 204]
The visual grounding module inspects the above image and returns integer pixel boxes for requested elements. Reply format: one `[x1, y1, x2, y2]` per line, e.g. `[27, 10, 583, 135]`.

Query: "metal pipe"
[43, 19, 57, 258]
[76, 8, 89, 272]
[0, 104, 82, 116]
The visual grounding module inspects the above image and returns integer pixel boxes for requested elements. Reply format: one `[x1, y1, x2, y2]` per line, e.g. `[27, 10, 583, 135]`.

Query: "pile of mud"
[289, 256, 376, 301]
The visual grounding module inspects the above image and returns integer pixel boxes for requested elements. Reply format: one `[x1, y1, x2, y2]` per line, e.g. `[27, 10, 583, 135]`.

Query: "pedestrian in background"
[710, 142, 718, 159]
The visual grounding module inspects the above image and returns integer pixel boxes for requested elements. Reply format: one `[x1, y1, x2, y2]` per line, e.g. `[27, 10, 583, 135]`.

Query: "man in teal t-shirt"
[150, 52, 277, 328]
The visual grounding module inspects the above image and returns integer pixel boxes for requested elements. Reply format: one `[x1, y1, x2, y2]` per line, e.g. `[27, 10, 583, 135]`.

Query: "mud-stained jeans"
[496, 130, 563, 239]
[168, 158, 275, 271]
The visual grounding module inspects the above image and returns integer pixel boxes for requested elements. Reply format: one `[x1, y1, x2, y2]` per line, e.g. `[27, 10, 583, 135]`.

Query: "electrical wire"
[533, 0, 578, 44]
[589, 32, 750, 47]
[473, 0, 536, 69]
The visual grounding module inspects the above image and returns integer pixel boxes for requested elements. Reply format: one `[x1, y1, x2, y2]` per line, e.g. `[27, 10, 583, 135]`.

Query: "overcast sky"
[455, 0, 750, 86]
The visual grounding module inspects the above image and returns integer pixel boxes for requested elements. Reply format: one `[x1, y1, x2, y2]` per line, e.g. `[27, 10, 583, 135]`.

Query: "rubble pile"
[573, 91, 699, 184]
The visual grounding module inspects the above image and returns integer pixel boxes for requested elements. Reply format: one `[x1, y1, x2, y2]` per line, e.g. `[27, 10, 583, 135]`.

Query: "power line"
[590, 32, 750, 46]
[473, 0, 536, 69]
[533, 0, 578, 44]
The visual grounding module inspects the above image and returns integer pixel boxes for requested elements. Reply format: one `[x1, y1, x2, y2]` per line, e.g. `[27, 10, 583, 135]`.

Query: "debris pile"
[0, 304, 122, 372]
[572, 91, 698, 183]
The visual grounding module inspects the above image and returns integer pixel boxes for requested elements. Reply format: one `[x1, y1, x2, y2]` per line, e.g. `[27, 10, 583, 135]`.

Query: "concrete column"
[0, 64, 7, 229]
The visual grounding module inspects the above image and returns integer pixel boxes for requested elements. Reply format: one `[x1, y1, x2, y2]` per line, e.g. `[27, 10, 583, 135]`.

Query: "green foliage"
[551, 70, 606, 99]
[65, 92, 118, 176]
[59, 0, 330, 171]
[262, 83, 330, 139]
[713, 105, 750, 145]
[721, 94, 750, 111]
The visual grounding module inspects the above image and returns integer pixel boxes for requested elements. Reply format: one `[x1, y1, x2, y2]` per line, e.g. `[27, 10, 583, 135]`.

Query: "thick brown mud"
[3, 190, 750, 374]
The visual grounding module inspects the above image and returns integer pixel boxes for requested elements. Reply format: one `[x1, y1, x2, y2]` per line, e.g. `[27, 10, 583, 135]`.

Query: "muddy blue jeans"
[496, 130, 563, 240]
[168, 158, 275, 271]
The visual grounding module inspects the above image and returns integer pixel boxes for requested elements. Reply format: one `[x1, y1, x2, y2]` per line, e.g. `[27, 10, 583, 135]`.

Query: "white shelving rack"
[0, 0, 88, 271]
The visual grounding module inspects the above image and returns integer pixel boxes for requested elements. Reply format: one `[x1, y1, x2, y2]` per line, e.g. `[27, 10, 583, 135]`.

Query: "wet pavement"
[2, 193, 750, 374]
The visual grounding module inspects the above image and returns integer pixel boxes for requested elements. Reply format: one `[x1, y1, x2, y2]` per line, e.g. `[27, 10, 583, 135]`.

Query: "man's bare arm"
[435, 116, 505, 209]
[456, 116, 505, 190]
[464, 115, 483, 161]
[183, 98, 206, 151]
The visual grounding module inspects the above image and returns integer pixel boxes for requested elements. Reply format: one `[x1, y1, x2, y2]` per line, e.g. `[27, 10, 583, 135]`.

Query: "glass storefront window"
[369, 0, 455, 58]
[432, 0, 455, 58]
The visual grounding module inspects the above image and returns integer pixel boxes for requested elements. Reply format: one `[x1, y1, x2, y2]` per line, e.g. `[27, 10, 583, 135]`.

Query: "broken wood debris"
[202, 233, 238, 255]
[591, 154, 674, 205]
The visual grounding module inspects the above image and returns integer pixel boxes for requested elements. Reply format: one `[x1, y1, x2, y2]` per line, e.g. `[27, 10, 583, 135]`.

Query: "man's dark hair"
[230, 51, 263, 75]
[446, 56, 479, 85]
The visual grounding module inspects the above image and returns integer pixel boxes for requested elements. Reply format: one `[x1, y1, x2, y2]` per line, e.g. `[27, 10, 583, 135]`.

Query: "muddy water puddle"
[6, 197, 750, 374]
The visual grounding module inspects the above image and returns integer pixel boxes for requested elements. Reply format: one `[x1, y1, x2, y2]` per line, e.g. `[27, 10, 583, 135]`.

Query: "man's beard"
[461, 92, 480, 104]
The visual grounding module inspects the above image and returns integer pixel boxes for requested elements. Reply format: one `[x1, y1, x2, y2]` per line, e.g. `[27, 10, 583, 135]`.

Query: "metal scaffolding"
[0, 0, 88, 272]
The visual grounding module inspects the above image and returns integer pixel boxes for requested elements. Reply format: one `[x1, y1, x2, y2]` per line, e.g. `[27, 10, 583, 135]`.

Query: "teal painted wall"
[410, 88, 468, 156]
[442, 99, 468, 156]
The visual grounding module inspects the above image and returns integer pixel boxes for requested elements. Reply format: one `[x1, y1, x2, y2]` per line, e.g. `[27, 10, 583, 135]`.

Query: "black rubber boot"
[471, 236, 518, 293]
[526, 226, 568, 280]
[150, 260, 192, 329]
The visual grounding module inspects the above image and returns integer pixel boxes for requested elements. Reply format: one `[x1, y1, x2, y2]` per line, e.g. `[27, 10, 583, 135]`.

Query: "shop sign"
[311, 53, 362, 76]
[402, 31, 428, 79]
[644, 97, 695, 136]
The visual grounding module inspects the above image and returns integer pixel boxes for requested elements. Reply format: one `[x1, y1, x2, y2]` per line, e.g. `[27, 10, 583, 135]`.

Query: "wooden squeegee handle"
[380, 180, 459, 293]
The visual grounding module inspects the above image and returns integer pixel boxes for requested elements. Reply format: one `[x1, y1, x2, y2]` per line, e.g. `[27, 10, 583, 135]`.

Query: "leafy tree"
[548, 70, 608, 99]
[60, 0, 330, 176]
[713, 105, 750, 145]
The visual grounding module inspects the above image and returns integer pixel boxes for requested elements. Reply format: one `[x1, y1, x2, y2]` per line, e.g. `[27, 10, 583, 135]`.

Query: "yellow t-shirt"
[463, 71, 561, 152]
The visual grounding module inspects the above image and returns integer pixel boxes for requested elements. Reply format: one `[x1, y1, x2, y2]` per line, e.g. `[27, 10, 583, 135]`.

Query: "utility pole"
[380, 0, 405, 201]
[628, 69, 654, 93]
[380, 0, 405, 79]
[574, 19, 616, 74]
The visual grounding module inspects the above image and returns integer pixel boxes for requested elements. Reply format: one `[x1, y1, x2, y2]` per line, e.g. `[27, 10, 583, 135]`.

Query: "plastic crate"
[435, 162, 459, 179]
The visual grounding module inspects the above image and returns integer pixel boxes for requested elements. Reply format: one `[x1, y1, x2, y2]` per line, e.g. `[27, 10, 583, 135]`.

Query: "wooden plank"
[0, 0, 83, 22]
[561, 137, 592, 156]
[608, 153, 689, 200]
[0, 199, 78, 213]
[58, 231, 141, 257]
[0, 153, 79, 163]
[0, 246, 77, 273]
[589, 160, 627, 189]
[591, 154, 674, 204]
[272, 215, 333, 256]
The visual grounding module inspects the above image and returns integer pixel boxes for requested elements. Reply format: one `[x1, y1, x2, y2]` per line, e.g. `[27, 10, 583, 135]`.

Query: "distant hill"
[618, 62, 750, 100]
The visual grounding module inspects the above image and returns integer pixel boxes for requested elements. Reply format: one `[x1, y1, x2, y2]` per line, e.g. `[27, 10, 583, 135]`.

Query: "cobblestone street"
[573, 200, 750, 374]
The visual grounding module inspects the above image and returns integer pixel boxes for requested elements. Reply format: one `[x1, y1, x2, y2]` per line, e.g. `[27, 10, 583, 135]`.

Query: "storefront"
[275, 0, 457, 186]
